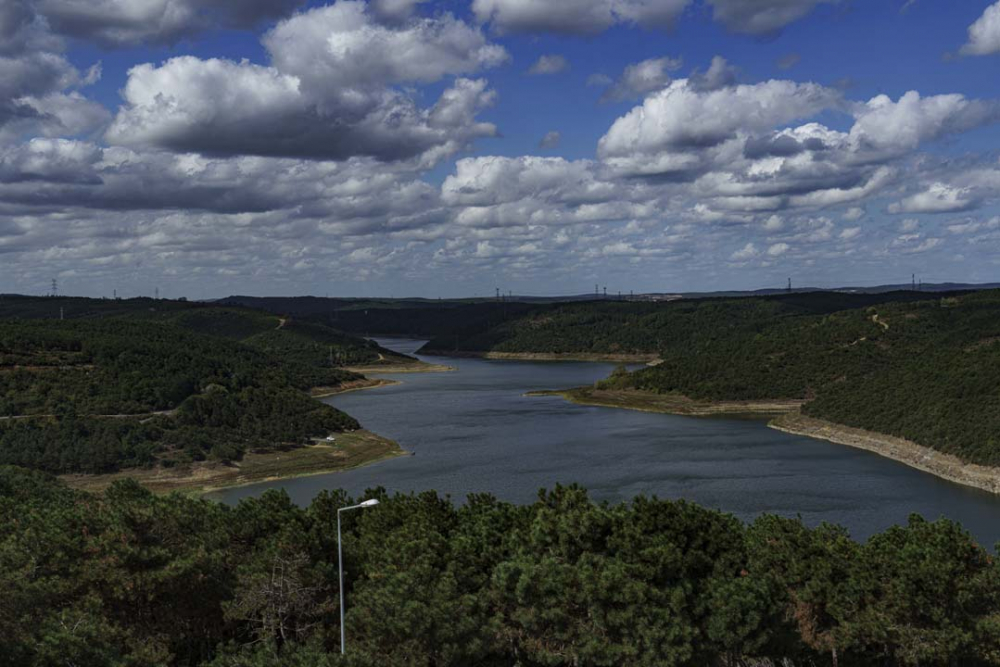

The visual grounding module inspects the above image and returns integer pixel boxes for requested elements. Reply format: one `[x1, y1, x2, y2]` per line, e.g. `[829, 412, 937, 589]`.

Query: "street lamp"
[338, 498, 379, 655]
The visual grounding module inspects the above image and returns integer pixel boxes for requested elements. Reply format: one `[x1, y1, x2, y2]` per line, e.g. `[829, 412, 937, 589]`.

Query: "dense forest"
[415, 291, 946, 356]
[596, 291, 1000, 466]
[2, 466, 998, 666]
[218, 292, 946, 347]
[363, 290, 1000, 467]
[221, 294, 540, 339]
[0, 296, 402, 368]
[0, 298, 405, 474]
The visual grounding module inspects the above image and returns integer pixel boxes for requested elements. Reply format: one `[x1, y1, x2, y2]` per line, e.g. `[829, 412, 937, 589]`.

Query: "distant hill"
[218, 284, 999, 338]
[413, 288, 1000, 467]
[216, 281, 1000, 309]
[0, 295, 409, 366]
[0, 297, 409, 474]
[667, 282, 1000, 299]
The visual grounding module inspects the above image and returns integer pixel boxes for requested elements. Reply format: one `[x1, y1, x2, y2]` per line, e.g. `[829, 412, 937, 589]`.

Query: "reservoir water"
[214, 338, 1000, 546]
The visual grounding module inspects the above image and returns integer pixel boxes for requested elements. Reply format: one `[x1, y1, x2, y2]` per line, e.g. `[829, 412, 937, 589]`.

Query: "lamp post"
[338, 499, 379, 655]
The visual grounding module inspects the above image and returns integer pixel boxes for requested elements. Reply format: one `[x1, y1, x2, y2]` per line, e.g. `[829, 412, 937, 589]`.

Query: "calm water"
[214, 338, 1000, 546]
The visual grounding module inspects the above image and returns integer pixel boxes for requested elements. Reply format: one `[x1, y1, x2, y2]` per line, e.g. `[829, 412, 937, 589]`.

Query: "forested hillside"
[221, 294, 538, 339]
[0, 296, 404, 367]
[405, 290, 1000, 466]
[418, 291, 944, 355]
[0, 317, 361, 473]
[0, 296, 427, 476]
[596, 291, 1000, 465]
[3, 468, 998, 667]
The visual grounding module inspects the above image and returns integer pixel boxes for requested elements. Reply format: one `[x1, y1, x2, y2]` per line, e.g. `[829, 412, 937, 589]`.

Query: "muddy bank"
[343, 360, 455, 374]
[769, 413, 1000, 495]
[310, 378, 400, 398]
[422, 350, 660, 364]
[537, 387, 1000, 494]
[530, 387, 803, 417]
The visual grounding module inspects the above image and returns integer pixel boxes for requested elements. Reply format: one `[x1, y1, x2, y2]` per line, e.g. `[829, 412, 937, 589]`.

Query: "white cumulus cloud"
[961, 1, 1000, 56]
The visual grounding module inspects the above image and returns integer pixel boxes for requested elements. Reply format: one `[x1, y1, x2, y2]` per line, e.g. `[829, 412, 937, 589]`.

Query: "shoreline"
[534, 386, 1000, 495]
[422, 350, 660, 364]
[310, 378, 400, 398]
[59, 429, 406, 496]
[530, 387, 803, 417]
[769, 413, 1000, 495]
[342, 360, 455, 374]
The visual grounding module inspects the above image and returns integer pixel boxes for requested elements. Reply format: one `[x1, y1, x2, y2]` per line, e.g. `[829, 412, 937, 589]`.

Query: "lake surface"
[214, 338, 1000, 546]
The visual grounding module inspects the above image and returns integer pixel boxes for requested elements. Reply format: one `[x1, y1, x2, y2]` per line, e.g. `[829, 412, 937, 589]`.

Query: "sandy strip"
[769, 413, 1000, 495]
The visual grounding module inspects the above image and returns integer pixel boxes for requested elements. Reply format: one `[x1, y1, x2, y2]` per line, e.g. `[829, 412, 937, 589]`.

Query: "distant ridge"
[669, 281, 1000, 299]
[4, 281, 996, 305]
[219, 281, 1000, 304]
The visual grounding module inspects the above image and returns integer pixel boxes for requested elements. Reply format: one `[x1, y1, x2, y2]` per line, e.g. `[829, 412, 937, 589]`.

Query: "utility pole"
[338, 500, 380, 655]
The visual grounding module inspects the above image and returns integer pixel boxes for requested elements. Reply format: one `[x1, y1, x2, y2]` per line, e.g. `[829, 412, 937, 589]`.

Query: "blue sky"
[2, 0, 1000, 298]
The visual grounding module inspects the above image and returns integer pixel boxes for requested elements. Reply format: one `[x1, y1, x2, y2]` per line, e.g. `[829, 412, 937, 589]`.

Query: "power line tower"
[155, 287, 160, 300]
[787, 278, 791, 293]
[912, 274, 916, 291]
[51, 278, 57, 297]
[603, 286, 607, 299]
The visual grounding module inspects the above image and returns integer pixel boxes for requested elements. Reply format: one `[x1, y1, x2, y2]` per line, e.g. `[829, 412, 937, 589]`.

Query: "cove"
[212, 338, 1000, 546]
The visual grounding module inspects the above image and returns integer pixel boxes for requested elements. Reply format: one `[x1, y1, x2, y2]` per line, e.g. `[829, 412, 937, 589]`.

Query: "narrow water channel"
[213, 338, 1000, 546]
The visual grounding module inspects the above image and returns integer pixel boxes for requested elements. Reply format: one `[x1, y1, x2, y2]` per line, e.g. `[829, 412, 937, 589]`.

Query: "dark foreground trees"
[2, 466, 999, 667]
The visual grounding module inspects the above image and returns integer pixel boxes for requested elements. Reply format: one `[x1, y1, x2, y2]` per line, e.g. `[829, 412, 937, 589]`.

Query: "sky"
[2, 0, 1000, 299]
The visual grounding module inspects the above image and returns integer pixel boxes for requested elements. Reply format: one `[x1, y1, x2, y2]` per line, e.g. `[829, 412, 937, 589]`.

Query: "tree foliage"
[0, 316, 361, 473]
[407, 290, 1000, 465]
[2, 468, 999, 666]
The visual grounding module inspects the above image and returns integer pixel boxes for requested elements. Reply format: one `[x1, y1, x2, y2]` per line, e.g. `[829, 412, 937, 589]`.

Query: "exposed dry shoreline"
[423, 350, 660, 364]
[310, 378, 400, 398]
[343, 360, 455, 374]
[530, 387, 803, 416]
[770, 413, 1000, 495]
[60, 430, 406, 495]
[534, 386, 1000, 495]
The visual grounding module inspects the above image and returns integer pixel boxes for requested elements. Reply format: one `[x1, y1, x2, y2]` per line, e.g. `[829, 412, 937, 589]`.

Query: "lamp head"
[359, 499, 380, 508]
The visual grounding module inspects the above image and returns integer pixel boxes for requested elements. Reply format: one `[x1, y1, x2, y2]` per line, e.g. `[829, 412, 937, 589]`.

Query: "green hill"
[418, 291, 946, 355]
[0, 317, 362, 473]
[414, 290, 1000, 466]
[0, 298, 410, 475]
[589, 291, 1000, 464]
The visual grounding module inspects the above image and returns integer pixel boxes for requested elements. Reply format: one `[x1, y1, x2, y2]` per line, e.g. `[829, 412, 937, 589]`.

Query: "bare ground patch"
[59, 430, 405, 495]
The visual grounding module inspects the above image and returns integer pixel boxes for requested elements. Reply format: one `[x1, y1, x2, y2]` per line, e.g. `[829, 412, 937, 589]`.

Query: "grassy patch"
[59, 430, 404, 495]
